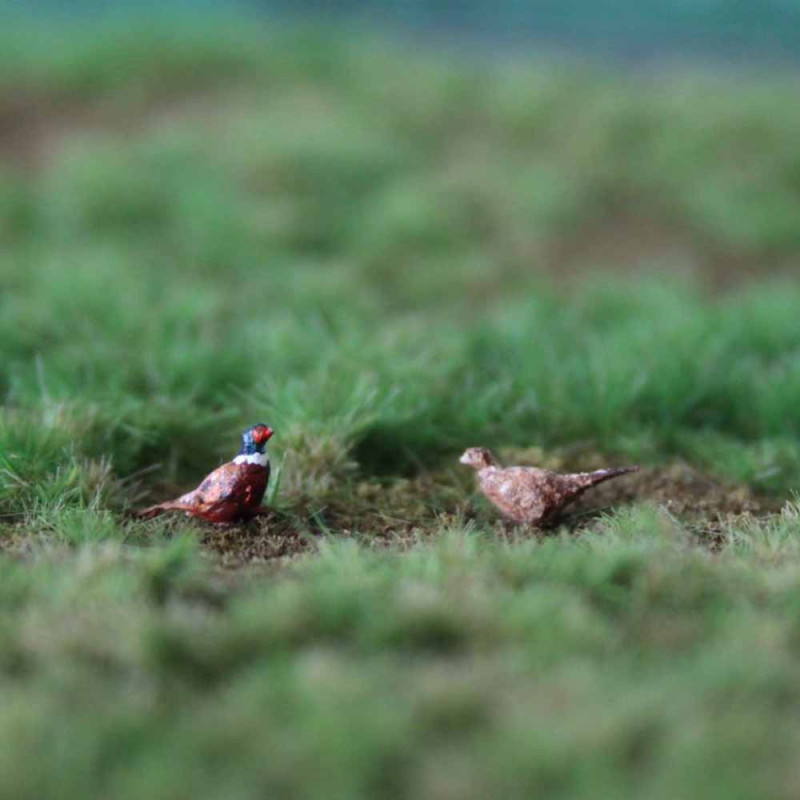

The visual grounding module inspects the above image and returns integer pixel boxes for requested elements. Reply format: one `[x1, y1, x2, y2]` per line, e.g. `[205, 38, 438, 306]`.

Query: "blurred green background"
[10, 0, 800, 62]
[2, 4, 800, 800]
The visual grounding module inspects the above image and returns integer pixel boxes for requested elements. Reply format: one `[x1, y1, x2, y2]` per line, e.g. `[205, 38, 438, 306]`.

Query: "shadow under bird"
[459, 447, 639, 527]
[137, 423, 274, 524]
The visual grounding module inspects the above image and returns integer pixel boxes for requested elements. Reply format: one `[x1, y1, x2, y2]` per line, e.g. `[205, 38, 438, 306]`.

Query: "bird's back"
[182, 461, 270, 513]
[478, 466, 562, 524]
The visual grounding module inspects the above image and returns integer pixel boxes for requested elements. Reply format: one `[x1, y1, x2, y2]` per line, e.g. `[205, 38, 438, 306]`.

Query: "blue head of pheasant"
[239, 423, 274, 456]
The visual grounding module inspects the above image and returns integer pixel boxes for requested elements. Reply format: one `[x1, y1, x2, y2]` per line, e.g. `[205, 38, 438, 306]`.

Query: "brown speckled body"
[138, 461, 270, 524]
[460, 447, 638, 527]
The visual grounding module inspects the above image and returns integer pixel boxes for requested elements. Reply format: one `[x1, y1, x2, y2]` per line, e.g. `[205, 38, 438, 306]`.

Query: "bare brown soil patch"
[195, 457, 784, 567]
[0, 87, 222, 172]
[546, 204, 792, 290]
[547, 207, 697, 277]
[0, 458, 778, 570]
[200, 511, 314, 568]
[569, 462, 774, 517]
[0, 91, 101, 170]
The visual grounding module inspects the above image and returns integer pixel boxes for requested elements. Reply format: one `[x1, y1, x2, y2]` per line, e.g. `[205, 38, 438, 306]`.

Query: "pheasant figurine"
[459, 447, 638, 527]
[137, 423, 274, 524]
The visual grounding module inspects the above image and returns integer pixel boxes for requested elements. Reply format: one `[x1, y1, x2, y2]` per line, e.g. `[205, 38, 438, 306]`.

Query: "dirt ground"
[189, 458, 783, 568]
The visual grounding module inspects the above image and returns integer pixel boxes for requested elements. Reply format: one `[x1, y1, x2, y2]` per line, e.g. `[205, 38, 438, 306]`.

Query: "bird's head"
[240, 423, 274, 455]
[459, 447, 498, 470]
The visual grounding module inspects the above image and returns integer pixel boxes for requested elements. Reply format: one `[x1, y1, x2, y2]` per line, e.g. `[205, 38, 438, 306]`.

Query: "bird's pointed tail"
[135, 502, 195, 520]
[573, 465, 639, 491]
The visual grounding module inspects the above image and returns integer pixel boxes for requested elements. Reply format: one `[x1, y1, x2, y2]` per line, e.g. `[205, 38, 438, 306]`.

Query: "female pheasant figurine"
[460, 447, 638, 527]
[137, 423, 274, 524]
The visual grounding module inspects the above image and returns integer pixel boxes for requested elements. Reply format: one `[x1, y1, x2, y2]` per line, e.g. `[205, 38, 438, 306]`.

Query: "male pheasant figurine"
[459, 447, 638, 527]
[137, 423, 274, 524]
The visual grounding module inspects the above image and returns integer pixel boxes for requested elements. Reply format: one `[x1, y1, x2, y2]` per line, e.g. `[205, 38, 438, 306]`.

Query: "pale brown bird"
[459, 447, 638, 527]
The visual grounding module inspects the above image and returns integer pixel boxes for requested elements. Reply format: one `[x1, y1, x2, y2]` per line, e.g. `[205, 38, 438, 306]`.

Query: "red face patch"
[253, 426, 273, 444]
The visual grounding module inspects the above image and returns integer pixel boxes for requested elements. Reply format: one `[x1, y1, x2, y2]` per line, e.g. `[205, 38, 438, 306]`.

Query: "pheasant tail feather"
[573, 466, 639, 491]
[135, 502, 196, 520]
